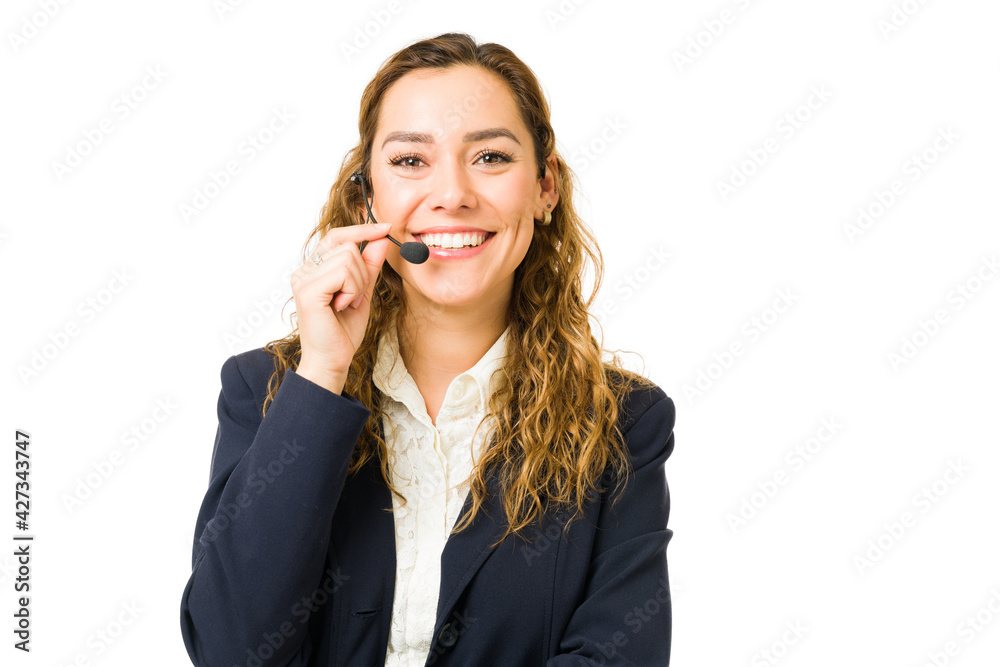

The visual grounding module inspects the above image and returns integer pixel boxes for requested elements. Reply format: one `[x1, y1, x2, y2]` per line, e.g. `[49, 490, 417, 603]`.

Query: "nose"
[426, 158, 477, 214]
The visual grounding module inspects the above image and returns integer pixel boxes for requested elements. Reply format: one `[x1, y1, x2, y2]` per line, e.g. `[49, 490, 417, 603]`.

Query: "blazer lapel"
[356, 401, 510, 655]
[432, 464, 509, 641]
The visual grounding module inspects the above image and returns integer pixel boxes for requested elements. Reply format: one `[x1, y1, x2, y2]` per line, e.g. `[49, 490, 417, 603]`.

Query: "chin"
[399, 275, 483, 307]
[396, 265, 510, 310]
[423, 287, 482, 308]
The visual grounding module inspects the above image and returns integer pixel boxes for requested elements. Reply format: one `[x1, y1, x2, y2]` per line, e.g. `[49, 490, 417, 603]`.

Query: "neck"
[397, 289, 510, 388]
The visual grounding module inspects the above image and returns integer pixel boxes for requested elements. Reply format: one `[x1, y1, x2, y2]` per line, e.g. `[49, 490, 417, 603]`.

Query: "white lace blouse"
[373, 323, 509, 667]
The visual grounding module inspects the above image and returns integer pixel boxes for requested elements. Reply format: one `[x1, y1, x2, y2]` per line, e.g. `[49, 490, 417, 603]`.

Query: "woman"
[180, 32, 676, 666]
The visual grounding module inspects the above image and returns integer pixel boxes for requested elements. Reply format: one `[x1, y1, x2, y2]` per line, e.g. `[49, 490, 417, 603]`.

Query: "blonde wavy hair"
[261, 32, 654, 546]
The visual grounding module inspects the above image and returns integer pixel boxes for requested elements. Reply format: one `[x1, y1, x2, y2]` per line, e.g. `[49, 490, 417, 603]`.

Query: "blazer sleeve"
[548, 387, 676, 666]
[179, 354, 371, 667]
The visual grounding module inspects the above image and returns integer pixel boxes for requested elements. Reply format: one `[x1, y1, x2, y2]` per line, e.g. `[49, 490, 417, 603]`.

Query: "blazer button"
[438, 622, 459, 648]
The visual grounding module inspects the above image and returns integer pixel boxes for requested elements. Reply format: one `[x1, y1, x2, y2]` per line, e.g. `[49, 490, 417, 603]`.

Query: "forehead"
[376, 65, 526, 142]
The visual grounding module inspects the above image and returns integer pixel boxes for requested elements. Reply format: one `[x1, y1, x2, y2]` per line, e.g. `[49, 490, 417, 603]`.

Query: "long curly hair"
[261, 32, 654, 546]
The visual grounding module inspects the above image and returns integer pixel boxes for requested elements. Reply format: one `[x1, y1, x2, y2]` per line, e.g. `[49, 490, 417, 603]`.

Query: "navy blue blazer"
[180, 348, 675, 666]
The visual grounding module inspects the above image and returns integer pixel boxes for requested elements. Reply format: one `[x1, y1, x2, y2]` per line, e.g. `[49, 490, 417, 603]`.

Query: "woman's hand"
[291, 223, 392, 394]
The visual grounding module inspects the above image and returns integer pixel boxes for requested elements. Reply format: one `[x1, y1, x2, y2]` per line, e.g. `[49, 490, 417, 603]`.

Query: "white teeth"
[420, 232, 488, 248]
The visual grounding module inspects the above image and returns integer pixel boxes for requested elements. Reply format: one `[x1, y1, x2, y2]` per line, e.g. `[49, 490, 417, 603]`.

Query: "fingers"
[313, 222, 392, 260]
[292, 220, 398, 316]
[361, 237, 390, 283]
[325, 236, 391, 312]
[325, 236, 392, 312]
[329, 247, 371, 311]
[351, 237, 391, 308]
[293, 222, 388, 299]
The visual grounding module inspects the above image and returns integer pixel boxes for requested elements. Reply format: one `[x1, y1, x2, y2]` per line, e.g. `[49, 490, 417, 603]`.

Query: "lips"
[417, 231, 493, 249]
[414, 229, 495, 249]
[412, 230, 496, 260]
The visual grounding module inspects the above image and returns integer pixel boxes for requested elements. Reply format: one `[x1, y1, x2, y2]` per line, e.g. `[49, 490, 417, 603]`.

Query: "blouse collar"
[373, 316, 510, 421]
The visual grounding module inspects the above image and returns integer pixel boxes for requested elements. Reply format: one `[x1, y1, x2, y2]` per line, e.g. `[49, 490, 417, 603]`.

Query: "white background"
[2, 0, 998, 665]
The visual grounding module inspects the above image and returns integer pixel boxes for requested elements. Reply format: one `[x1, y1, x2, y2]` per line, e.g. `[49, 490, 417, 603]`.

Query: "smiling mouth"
[416, 232, 494, 249]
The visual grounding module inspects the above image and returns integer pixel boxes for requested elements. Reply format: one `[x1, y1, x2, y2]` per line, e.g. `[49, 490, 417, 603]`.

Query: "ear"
[535, 155, 560, 219]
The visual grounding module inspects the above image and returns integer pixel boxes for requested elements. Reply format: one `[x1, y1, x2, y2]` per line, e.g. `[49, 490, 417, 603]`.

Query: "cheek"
[373, 189, 420, 228]
[507, 211, 535, 259]
[501, 179, 535, 213]
[490, 182, 535, 230]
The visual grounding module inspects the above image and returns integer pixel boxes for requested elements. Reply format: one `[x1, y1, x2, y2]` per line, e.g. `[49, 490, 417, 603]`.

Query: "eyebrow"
[380, 127, 521, 149]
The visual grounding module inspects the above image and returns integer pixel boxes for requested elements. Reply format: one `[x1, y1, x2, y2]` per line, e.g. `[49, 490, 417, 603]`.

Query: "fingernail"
[351, 295, 363, 308]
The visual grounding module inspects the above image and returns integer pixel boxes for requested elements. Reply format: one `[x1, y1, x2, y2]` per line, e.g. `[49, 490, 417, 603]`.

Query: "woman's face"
[369, 65, 556, 311]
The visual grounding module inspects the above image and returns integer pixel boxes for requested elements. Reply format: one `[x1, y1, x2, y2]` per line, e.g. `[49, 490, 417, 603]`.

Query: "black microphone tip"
[400, 242, 430, 264]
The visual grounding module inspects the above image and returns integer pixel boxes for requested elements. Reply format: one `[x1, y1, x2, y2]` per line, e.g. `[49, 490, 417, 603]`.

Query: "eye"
[474, 148, 514, 166]
[387, 153, 425, 169]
